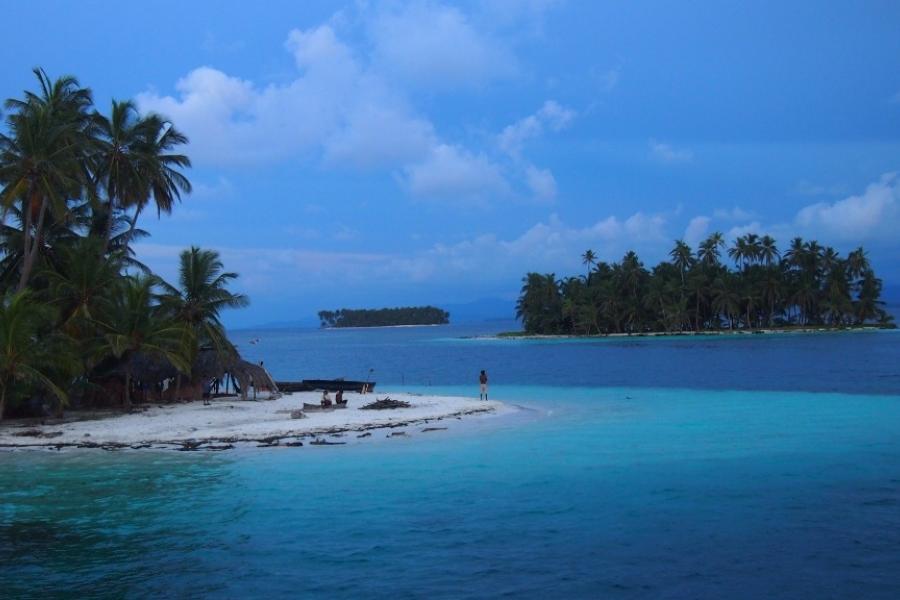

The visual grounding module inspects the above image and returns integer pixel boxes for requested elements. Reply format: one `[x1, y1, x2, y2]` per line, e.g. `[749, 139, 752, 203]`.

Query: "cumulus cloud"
[525, 166, 557, 202]
[498, 100, 575, 157]
[367, 2, 517, 88]
[137, 5, 569, 204]
[795, 172, 900, 241]
[683, 216, 711, 246]
[403, 144, 509, 200]
[649, 139, 694, 163]
[136, 209, 672, 295]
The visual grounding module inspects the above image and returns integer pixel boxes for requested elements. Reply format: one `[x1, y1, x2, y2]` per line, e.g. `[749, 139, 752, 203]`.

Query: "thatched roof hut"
[104, 346, 278, 403]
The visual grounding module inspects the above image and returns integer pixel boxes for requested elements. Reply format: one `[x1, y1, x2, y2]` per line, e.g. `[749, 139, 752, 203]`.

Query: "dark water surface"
[2, 325, 899, 598]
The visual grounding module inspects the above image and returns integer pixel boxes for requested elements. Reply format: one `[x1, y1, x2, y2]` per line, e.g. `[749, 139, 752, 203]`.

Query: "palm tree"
[93, 101, 192, 252]
[0, 68, 93, 291]
[759, 235, 779, 267]
[668, 240, 693, 285]
[698, 232, 725, 267]
[158, 247, 249, 395]
[100, 276, 190, 410]
[728, 237, 750, 269]
[581, 249, 596, 282]
[0, 291, 71, 420]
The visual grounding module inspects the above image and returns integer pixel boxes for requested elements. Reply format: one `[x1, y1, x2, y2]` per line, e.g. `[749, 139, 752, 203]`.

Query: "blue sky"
[3, 1, 900, 327]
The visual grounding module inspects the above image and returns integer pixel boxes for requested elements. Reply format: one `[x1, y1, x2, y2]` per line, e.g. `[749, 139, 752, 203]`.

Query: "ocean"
[2, 323, 900, 598]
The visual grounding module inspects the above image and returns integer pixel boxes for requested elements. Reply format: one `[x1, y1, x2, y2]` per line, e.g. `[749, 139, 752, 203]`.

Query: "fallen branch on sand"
[360, 397, 411, 410]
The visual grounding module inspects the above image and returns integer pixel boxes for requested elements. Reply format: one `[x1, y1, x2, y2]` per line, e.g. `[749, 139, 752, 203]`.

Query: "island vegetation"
[318, 306, 450, 328]
[0, 69, 254, 421]
[515, 234, 894, 336]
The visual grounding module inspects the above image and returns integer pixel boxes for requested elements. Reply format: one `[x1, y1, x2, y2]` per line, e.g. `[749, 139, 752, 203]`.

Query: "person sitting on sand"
[336, 389, 346, 405]
[321, 390, 332, 407]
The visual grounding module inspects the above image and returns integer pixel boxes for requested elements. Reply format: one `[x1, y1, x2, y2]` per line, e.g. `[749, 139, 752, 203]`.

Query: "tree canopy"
[0, 69, 248, 419]
[516, 235, 893, 335]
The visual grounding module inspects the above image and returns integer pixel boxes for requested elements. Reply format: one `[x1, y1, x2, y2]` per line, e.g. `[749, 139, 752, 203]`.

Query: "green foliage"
[0, 291, 77, 418]
[0, 69, 249, 418]
[318, 306, 450, 328]
[517, 234, 890, 335]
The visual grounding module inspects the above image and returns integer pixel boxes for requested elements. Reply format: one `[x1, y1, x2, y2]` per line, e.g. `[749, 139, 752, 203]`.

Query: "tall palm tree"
[698, 232, 725, 267]
[728, 237, 750, 269]
[158, 247, 249, 362]
[93, 101, 191, 252]
[759, 235, 779, 267]
[0, 69, 93, 291]
[581, 249, 596, 282]
[668, 240, 693, 285]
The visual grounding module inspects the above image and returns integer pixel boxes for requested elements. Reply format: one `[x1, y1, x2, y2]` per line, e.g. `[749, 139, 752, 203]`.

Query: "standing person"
[479, 370, 488, 401]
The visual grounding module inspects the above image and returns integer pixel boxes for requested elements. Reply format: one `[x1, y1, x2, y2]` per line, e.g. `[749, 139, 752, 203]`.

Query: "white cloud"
[367, 2, 517, 88]
[795, 172, 900, 241]
[403, 144, 509, 200]
[525, 165, 557, 202]
[712, 206, 756, 221]
[498, 100, 575, 157]
[649, 139, 694, 163]
[683, 216, 710, 246]
[135, 209, 671, 294]
[137, 7, 566, 205]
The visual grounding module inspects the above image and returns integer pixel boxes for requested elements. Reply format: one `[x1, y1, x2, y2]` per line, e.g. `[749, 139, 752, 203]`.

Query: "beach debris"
[357, 432, 372, 438]
[360, 397, 411, 410]
[388, 431, 409, 438]
[284, 441, 304, 447]
[290, 409, 306, 419]
[421, 427, 447, 432]
[204, 444, 234, 451]
[310, 438, 346, 445]
[12, 430, 63, 438]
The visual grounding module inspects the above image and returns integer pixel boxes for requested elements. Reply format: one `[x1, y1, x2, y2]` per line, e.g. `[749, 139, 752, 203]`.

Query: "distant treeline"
[516, 233, 894, 335]
[318, 306, 450, 328]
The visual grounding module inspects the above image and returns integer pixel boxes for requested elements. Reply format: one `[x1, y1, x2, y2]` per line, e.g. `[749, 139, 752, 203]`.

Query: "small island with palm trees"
[0, 69, 510, 446]
[317, 306, 450, 328]
[510, 233, 894, 337]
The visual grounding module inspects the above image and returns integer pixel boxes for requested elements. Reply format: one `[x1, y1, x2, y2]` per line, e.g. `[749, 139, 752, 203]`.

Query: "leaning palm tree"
[0, 68, 93, 291]
[93, 101, 191, 252]
[158, 247, 249, 362]
[0, 291, 70, 420]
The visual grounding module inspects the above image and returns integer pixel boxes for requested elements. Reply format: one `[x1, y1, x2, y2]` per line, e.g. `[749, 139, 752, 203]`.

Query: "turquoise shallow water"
[2, 326, 900, 598]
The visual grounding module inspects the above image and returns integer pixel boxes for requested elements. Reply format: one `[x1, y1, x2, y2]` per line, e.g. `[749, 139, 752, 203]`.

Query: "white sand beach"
[0, 392, 513, 450]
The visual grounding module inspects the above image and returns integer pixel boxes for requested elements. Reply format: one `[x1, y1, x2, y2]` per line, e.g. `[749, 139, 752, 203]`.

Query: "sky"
[3, 1, 900, 327]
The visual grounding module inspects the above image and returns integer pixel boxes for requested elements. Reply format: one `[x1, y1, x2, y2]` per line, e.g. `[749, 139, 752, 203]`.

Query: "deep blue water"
[2, 325, 900, 598]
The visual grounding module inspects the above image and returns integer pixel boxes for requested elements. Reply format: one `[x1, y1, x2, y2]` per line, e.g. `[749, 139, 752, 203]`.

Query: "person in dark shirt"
[479, 370, 488, 401]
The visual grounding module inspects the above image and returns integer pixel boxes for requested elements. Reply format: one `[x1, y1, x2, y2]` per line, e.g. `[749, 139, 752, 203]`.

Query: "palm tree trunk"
[124, 205, 144, 247]
[0, 385, 6, 422]
[124, 368, 132, 411]
[102, 200, 115, 255]
[17, 196, 48, 292]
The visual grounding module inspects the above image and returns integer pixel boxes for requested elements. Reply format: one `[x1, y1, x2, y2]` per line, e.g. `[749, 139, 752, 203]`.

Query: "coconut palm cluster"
[0, 70, 247, 419]
[516, 233, 892, 335]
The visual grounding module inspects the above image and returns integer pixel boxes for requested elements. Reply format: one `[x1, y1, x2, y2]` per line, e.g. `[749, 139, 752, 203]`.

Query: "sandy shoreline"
[486, 326, 895, 340]
[0, 392, 513, 451]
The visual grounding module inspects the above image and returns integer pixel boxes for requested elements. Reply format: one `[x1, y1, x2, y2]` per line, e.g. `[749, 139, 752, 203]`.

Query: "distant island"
[514, 233, 895, 336]
[318, 306, 450, 328]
